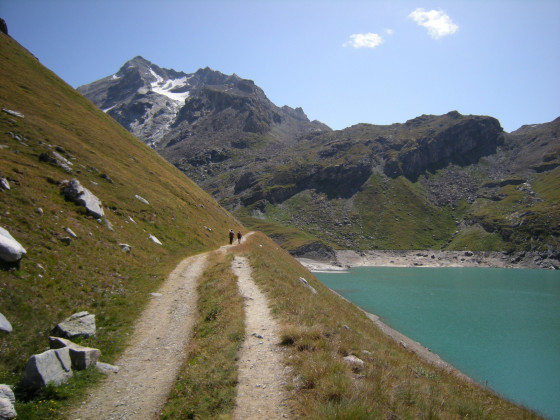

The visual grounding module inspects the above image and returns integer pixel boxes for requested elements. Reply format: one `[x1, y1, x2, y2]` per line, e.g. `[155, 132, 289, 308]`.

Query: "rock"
[64, 227, 78, 238]
[0, 396, 16, 420]
[61, 179, 104, 219]
[96, 362, 119, 375]
[0, 178, 9, 190]
[49, 336, 100, 370]
[100, 173, 113, 183]
[343, 355, 365, 371]
[0, 385, 15, 405]
[1, 108, 23, 119]
[39, 151, 73, 173]
[134, 194, 149, 205]
[58, 236, 72, 245]
[0, 18, 8, 35]
[0, 314, 12, 333]
[0, 227, 26, 263]
[149, 234, 162, 245]
[21, 348, 73, 390]
[297, 277, 318, 294]
[119, 243, 132, 253]
[52, 311, 96, 338]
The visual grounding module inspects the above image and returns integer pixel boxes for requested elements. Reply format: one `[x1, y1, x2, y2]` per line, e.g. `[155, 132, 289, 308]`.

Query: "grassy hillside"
[0, 31, 242, 388]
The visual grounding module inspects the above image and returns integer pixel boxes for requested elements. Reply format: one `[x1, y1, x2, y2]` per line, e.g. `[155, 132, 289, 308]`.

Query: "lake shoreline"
[297, 249, 559, 272]
[324, 284, 477, 386]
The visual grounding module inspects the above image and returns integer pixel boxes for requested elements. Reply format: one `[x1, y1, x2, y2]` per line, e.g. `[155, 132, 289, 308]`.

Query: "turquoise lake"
[316, 267, 560, 420]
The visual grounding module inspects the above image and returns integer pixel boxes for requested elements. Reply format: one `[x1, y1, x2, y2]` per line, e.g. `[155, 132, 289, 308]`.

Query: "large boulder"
[61, 179, 104, 219]
[0, 314, 12, 333]
[49, 336, 100, 370]
[52, 311, 96, 338]
[0, 227, 26, 263]
[21, 348, 73, 390]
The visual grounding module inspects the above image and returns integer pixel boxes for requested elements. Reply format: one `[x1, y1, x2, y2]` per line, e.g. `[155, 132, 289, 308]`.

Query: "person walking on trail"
[237, 231, 242, 244]
[229, 229, 235, 245]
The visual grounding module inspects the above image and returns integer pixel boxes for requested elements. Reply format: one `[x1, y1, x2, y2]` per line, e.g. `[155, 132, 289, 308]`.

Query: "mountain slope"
[79, 58, 560, 266]
[0, 32, 242, 389]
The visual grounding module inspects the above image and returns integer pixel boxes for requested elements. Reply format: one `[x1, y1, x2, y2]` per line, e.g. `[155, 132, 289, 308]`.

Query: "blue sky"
[1, 0, 559, 132]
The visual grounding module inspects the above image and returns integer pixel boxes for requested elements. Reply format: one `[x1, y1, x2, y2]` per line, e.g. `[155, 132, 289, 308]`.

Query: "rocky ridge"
[78, 58, 560, 265]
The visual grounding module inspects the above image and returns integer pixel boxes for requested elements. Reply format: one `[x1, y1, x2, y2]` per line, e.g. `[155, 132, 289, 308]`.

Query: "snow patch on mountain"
[149, 69, 190, 103]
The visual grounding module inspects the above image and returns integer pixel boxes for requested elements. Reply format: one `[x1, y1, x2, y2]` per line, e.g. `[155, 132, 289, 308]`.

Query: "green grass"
[161, 251, 244, 419]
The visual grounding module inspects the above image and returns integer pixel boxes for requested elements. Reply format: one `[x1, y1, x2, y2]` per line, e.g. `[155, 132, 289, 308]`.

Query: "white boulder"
[0, 227, 26, 263]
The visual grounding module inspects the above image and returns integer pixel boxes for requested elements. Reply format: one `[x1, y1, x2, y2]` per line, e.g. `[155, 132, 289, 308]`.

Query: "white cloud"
[385, 29, 394, 36]
[409, 8, 458, 39]
[343, 32, 383, 49]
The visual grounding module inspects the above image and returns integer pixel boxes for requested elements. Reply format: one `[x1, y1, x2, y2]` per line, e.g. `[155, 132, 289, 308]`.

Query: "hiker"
[237, 231, 242, 244]
[229, 229, 235, 245]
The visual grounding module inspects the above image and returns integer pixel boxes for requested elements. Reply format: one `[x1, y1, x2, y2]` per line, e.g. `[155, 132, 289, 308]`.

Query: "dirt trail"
[232, 256, 291, 419]
[69, 253, 207, 420]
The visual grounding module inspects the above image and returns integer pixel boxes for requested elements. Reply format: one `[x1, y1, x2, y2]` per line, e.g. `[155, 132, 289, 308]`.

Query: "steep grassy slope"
[0, 32, 242, 387]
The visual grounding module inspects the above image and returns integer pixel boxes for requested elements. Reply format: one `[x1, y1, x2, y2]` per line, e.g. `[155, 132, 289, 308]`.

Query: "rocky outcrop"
[61, 179, 104, 219]
[0, 18, 8, 36]
[39, 150, 73, 173]
[384, 113, 504, 180]
[289, 240, 336, 261]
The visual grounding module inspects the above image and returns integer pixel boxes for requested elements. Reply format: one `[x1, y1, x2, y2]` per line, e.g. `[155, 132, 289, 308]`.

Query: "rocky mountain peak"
[78, 57, 330, 148]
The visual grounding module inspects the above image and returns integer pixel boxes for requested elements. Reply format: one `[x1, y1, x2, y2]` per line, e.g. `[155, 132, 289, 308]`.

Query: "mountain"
[77, 56, 329, 148]
[78, 58, 560, 267]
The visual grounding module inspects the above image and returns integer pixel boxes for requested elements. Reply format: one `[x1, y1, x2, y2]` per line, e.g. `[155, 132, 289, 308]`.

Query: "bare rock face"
[383, 113, 504, 180]
[21, 348, 73, 390]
